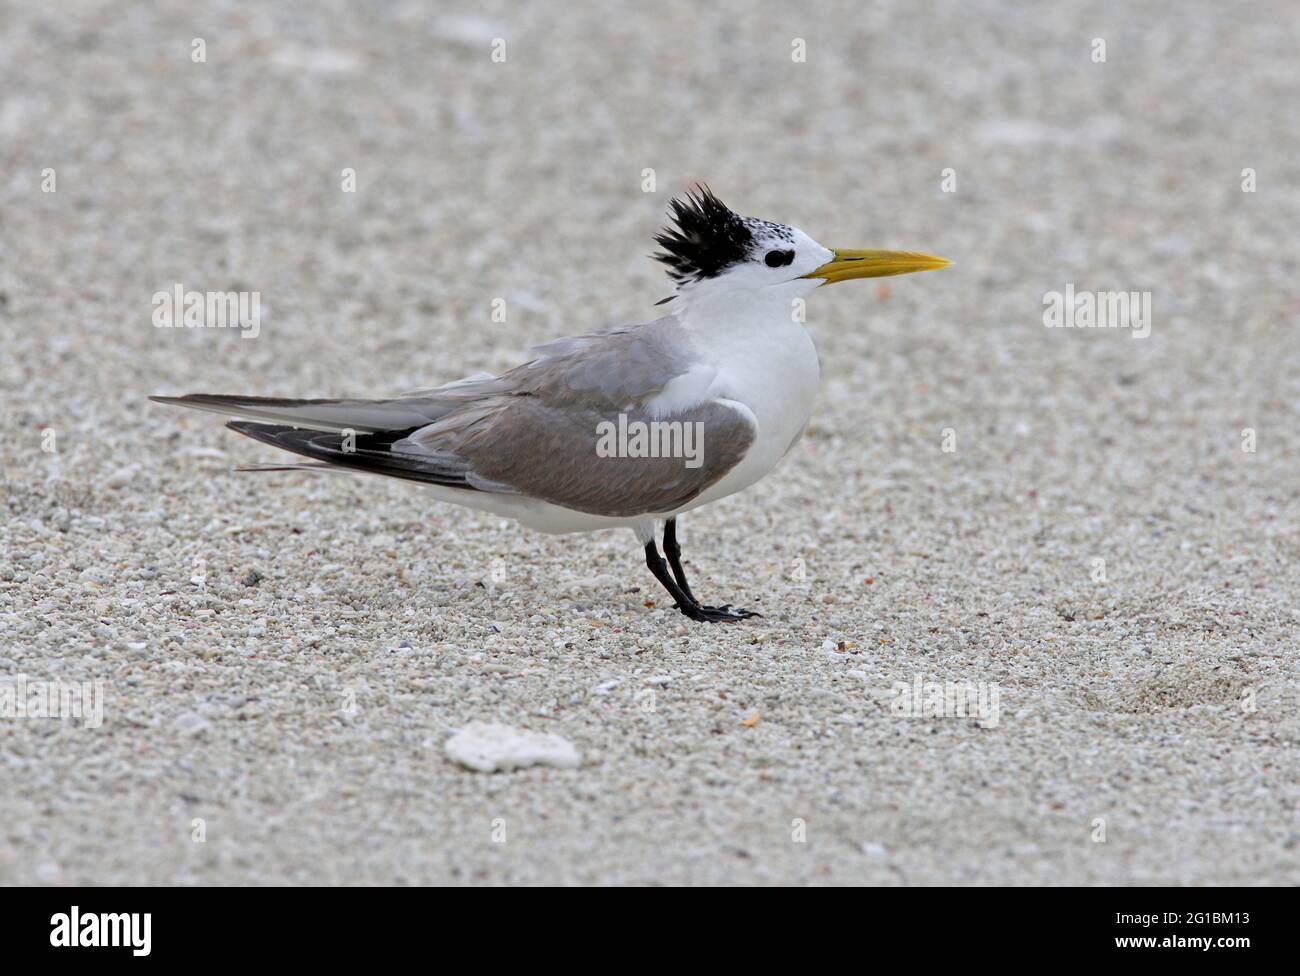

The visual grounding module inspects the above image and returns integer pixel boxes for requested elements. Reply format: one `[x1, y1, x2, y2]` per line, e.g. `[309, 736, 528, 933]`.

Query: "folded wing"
[153, 317, 755, 517]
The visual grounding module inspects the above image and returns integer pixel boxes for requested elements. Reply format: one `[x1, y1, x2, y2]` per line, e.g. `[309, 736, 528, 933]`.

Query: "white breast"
[670, 310, 821, 513]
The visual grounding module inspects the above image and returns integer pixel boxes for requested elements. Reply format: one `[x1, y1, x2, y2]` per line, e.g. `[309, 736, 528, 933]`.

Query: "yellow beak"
[803, 248, 951, 284]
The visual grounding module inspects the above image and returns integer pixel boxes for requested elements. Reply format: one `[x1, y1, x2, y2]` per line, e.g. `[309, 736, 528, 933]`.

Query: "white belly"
[418, 484, 651, 535]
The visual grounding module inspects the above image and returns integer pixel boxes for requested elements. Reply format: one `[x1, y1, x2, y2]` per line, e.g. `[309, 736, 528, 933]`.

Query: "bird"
[152, 186, 948, 622]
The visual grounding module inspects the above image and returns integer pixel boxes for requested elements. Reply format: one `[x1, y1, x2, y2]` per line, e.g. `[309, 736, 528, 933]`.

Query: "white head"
[652, 186, 949, 319]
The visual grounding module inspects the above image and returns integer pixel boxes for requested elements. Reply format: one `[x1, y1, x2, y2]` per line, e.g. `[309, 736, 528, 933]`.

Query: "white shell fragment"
[445, 722, 580, 773]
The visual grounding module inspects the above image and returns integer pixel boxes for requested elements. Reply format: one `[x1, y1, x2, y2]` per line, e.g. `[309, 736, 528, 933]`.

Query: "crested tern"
[152, 187, 948, 622]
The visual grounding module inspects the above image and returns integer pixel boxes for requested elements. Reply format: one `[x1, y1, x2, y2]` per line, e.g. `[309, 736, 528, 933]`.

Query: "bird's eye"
[764, 249, 795, 268]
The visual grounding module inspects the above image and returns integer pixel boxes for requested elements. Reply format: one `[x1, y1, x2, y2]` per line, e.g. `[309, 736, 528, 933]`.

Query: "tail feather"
[149, 393, 452, 434]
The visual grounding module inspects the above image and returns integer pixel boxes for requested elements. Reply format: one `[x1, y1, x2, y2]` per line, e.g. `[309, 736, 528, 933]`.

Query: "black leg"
[644, 539, 699, 615]
[645, 533, 760, 624]
[662, 518, 697, 604]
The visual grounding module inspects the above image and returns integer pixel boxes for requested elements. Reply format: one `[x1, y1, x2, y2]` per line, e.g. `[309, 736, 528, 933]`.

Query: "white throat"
[670, 277, 823, 340]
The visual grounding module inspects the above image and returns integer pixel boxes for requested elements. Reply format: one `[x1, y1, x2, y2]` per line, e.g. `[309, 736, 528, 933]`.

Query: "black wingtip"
[150, 393, 233, 408]
[224, 419, 290, 448]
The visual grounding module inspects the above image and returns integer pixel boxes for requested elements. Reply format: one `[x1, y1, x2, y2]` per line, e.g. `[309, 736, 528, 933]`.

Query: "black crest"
[652, 186, 754, 283]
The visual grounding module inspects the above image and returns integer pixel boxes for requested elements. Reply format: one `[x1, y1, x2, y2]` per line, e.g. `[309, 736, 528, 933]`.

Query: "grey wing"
[397, 395, 755, 517]
[165, 315, 752, 513]
[393, 316, 754, 515]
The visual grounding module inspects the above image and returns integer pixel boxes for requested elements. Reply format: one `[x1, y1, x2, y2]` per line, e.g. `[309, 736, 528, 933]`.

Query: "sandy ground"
[1, 0, 1297, 886]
